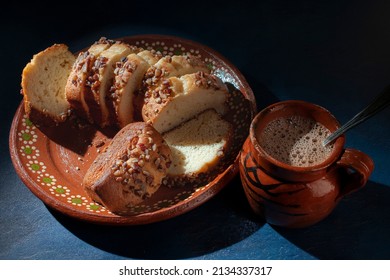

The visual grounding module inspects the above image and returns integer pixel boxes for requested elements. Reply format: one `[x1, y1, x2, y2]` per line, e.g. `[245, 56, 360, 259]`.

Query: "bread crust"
[113, 56, 147, 127]
[85, 42, 138, 127]
[22, 101, 69, 127]
[83, 122, 171, 214]
[65, 37, 114, 123]
[141, 54, 210, 92]
[142, 71, 228, 133]
[110, 50, 162, 128]
[138, 54, 210, 116]
[65, 51, 95, 121]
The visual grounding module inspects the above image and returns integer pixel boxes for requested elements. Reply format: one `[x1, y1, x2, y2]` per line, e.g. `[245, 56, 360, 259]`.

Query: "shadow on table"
[49, 176, 265, 259]
[274, 180, 390, 259]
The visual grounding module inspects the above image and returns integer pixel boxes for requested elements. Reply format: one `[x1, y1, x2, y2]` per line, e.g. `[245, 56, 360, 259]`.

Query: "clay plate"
[9, 35, 256, 225]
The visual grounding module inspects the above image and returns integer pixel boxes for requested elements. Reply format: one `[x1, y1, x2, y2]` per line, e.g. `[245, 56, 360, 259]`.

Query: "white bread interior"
[21, 44, 75, 124]
[163, 109, 231, 182]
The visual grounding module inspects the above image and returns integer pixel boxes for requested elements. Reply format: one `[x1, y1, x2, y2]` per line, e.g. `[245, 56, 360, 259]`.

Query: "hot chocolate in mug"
[239, 100, 374, 228]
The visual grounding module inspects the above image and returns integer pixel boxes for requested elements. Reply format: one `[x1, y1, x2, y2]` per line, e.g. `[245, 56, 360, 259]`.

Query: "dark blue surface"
[1, 0, 390, 259]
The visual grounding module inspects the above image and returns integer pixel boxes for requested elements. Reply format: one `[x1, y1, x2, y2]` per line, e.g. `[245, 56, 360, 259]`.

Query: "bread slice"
[162, 109, 232, 187]
[142, 71, 229, 133]
[83, 122, 172, 215]
[142, 54, 210, 91]
[111, 50, 162, 128]
[86, 42, 138, 127]
[65, 37, 114, 122]
[21, 44, 75, 126]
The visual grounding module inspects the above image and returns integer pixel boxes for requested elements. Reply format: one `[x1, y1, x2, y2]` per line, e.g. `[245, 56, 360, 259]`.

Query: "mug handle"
[335, 148, 374, 198]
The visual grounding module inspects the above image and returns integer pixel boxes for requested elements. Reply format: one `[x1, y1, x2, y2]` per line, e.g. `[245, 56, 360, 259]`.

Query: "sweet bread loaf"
[21, 44, 75, 126]
[111, 50, 162, 128]
[65, 37, 114, 122]
[162, 109, 232, 187]
[85, 42, 139, 127]
[142, 71, 229, 133]
[20, 37, 253, 216]
[83, 122, 172, 214]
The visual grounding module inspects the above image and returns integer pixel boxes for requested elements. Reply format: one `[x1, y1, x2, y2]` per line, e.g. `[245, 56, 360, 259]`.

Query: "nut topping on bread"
[83, 122, 171, 214]
[142, 54, 209, 90]
[111, 50, 162, 128]
[65, 37, 114, 122]
[85, 42, 139, 127]
[142, 71, 229, 133]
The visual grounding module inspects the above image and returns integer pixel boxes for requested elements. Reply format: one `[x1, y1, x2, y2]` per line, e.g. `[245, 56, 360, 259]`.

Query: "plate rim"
[9, 34, 256, 226]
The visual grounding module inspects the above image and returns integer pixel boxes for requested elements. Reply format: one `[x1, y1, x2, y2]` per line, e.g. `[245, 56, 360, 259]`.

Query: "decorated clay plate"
[9, 35, 256, 225]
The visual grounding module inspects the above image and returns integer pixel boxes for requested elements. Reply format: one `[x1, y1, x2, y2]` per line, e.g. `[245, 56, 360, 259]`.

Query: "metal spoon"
[323, 85, 390, 146]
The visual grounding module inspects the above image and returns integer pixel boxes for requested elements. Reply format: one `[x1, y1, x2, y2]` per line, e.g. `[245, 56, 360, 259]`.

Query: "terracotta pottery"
[10, 35, 256, 225]
[239, 100, 374, 228]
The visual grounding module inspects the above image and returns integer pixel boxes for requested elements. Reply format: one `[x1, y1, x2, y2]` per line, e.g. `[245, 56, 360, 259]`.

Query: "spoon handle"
[323, 85, 390, 146]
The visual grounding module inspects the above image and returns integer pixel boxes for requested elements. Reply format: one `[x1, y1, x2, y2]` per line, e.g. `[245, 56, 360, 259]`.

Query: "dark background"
[1, 0, 390, 259]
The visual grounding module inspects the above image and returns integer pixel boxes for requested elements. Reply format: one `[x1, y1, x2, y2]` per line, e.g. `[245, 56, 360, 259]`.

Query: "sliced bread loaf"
[111, 50, 162, 128]
[162, 109, 232, 187]
[83, 122, 172, 214]
[85, 42, 138, 127]
[142, 71, 229, 133]
[21, 44, 75, 126]
[65, 37, 114, 122]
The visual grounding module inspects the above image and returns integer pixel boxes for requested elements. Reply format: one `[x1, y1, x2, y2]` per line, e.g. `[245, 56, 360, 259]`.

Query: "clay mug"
[239, 100, 374, 228]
